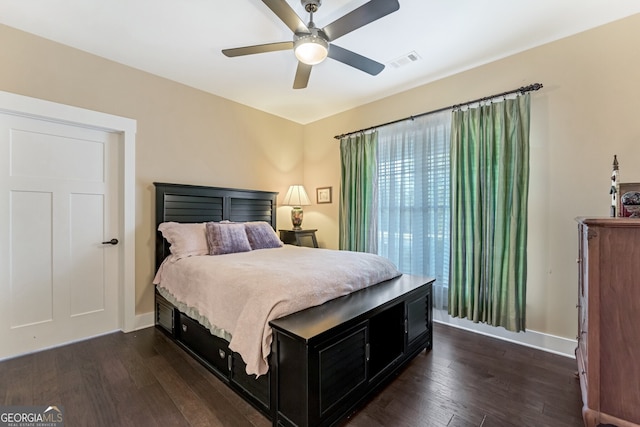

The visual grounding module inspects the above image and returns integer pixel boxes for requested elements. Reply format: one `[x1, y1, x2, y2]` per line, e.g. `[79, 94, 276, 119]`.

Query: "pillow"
[158, 222, 208, 260]
[244, 221, 283, 250]
[206, 222, 252, 255]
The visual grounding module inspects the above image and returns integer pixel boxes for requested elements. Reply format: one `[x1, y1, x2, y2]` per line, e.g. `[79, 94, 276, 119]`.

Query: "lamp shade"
[282, 185, 311, 207]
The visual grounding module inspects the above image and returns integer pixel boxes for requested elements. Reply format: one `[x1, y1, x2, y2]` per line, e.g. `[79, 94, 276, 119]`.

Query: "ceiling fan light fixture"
[294, 34, 329, 65]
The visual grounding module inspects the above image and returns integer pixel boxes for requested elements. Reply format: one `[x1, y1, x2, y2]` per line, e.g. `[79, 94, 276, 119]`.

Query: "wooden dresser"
[576, 218, 640, 427]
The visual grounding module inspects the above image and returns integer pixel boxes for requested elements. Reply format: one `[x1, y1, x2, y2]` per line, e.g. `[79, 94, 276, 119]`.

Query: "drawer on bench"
[177, 313, 230, 377]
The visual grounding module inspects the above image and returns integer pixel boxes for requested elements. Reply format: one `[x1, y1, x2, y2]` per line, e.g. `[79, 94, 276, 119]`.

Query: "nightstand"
[279, 229, 318, 248]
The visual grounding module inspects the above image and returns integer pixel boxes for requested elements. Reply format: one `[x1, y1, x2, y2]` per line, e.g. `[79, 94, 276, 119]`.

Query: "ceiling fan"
[222, 0, 400, 89]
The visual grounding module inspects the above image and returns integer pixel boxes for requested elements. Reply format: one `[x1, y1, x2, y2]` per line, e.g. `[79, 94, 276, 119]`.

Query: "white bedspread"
[153, 245, 400, 376]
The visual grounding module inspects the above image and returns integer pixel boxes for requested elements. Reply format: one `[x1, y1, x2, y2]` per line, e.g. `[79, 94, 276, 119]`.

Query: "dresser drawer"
[177, 313, 230, 376]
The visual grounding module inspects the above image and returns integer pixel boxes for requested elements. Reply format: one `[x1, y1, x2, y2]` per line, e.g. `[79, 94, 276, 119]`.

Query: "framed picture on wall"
[316, 187, 332, 204]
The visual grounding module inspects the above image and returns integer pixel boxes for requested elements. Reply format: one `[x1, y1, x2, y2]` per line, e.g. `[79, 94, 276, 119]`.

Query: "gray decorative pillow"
[244, 221, 283, 250]
[206, 222, 252, 255]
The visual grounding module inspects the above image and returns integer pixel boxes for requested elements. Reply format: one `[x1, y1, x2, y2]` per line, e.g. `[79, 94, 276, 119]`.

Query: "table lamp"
[282, 185, 311, 229]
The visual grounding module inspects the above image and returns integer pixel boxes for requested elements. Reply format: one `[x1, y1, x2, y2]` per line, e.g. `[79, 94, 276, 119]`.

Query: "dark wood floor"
[0, 323, 583, 426]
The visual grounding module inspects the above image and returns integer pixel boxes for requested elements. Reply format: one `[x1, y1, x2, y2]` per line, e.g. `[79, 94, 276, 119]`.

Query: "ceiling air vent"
[388, 51, 421, 69]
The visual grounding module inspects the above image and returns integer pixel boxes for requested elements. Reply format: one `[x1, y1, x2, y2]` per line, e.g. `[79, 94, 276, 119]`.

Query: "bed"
[153, 182, 434, 427]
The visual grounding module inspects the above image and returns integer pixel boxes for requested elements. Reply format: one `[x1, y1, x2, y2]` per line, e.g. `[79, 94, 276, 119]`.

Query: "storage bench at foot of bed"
[270, 274, 433, 427]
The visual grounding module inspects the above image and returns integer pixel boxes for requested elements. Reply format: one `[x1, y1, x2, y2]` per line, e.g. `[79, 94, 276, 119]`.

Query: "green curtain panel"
[339, 132, 378, 253]
[449, 94, 530, 332]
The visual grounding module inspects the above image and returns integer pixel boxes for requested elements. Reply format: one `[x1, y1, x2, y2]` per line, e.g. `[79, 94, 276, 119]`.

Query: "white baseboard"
[433, 309, 577, 358]
[133, 311, 155, 331]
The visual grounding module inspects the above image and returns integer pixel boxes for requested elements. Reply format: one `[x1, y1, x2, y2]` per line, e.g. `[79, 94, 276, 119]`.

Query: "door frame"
[0, 90, 137, 333]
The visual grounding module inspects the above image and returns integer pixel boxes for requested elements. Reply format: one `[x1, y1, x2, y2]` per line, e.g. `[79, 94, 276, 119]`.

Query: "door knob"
[101, 238, 119, 245]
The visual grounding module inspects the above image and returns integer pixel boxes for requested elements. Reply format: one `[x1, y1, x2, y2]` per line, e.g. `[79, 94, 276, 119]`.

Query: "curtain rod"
[333, 82, 543, 140]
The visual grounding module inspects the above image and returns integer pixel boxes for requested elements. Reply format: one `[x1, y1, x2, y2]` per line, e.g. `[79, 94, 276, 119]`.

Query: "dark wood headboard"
[154, 182, 278, 270]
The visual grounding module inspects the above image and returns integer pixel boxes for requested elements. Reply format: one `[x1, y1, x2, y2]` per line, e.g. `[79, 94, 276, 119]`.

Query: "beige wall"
[2, 14, 639, 341]
[303, 14, 640, 340]
[0, 24, 305, 316]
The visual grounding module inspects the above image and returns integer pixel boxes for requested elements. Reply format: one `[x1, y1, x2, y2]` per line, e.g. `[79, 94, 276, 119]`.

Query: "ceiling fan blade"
[328, 44, 384, 75]
[222, 41, 293, 57]
[262, 0, 309, 34]
[322, 0, 399, 41]
[293, 62, 312, 89]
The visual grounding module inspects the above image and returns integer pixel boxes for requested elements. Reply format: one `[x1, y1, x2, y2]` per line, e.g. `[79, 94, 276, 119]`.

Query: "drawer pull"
[182, 324, 187, 332]
[218, 349, 226, 359]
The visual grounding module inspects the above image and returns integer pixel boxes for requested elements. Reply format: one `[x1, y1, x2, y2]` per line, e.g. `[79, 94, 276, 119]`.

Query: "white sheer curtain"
[377, 111, 451, 310]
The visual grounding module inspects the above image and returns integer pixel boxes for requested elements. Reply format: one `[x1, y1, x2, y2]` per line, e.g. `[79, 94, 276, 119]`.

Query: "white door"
[0, 113, 120, 359]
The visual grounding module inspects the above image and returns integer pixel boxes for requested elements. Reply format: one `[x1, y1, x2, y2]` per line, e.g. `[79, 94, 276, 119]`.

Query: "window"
[377, 111, 451, 310]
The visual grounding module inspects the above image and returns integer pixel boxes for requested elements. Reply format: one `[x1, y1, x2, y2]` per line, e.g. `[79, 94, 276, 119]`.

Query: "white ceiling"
[1, 1, 639, 124]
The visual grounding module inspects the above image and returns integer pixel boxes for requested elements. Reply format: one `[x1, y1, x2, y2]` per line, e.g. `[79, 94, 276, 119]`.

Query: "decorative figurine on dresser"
[609, 155, 619, 217]
[575, 217, 640, 427]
